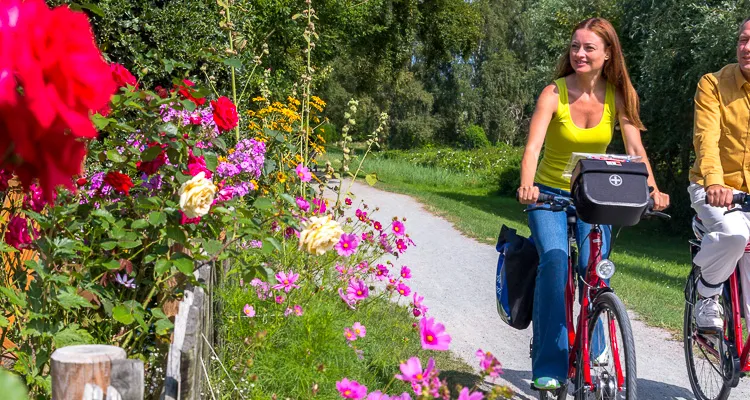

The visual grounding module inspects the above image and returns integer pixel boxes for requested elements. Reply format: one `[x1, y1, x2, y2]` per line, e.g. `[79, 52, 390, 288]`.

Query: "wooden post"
[51, 344, 137, 400]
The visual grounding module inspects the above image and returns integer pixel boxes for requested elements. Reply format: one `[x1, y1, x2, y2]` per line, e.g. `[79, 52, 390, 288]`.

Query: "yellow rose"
[298, 215, 344, 255]
[178, 172, 217, 218]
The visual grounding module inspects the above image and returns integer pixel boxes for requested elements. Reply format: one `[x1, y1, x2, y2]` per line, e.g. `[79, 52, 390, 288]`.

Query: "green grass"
[210, 283, 479, 399]
[360, 155, 692, 333]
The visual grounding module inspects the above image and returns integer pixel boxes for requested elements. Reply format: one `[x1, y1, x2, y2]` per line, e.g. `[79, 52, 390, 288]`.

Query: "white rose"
[298, 215, 344, 255]
[178, 172, 217, 218]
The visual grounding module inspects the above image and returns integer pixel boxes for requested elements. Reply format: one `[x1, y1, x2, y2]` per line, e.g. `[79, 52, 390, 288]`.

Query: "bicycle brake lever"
[645, 210, 671, 220]
[724, 207, 743, 215]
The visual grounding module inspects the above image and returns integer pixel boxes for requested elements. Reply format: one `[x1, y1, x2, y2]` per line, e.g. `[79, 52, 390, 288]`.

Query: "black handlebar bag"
[570, 159, 650, 226]
[495, 225, 539, 330]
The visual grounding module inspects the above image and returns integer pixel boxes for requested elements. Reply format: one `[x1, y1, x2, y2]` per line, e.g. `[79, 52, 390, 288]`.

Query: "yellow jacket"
[690, 63, 750, 190]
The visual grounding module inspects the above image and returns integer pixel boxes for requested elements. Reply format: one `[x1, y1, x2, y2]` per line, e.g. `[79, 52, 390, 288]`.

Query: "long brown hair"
[555, 18, 645, 131]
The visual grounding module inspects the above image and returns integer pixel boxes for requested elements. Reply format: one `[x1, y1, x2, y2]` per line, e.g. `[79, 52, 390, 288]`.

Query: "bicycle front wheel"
[574, 292, 637, 400]
[683, 271, 731, 400]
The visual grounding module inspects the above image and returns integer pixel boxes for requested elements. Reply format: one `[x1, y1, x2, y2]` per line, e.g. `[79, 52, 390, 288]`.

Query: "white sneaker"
[593, 345, 609, 367]
[694, 296, 723, 334]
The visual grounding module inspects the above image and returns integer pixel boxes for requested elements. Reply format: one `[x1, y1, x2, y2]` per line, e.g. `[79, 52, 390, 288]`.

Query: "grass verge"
[360, 155, 692, 333]
[209, 282, 481, 399]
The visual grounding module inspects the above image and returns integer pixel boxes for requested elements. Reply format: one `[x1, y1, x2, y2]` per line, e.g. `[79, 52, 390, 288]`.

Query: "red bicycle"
[684, 192, 750, 400]
[529, 193, 667, 400]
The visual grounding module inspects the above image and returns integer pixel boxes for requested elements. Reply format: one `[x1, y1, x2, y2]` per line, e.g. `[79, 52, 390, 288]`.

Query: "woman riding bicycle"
[516, 17, 670, 391]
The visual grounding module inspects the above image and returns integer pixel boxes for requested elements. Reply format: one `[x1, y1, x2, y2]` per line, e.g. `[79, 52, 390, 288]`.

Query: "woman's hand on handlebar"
[650, 189, 670, 211]
[517, 185, 540, 205]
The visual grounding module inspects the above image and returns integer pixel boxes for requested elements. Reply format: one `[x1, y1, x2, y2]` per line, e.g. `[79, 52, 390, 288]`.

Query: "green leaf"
[72, 2, 105, 17]
[131, 219, 149, 230]
[175, 172, 191, 185]
[0, 315, 8, 328]
[151, 308, 168, 319]
[141, 145, 163, 162]
[160, 123, 179, 137]
[223, 57, 242, 70]
[0, 287, 27, 308]
[118, 240, 141, 249]
[106, 149, 126, 163]
[154, 259, 171, 275]
[103, 259, 121, 270]
[0, 370, 28, 400]
[266, 237, 282, 252]
[213, 137, 227, 152]
[280, 193, 296, 205]
[181, 99, 197, 112]
[204, 153, 218, 171]
[92, 209, 115, 223]
[173, 258, 194, 275]
[154, 318, 174, 335]
[53, 326, 94, 348]
[101, 241, 117, 251]
[112, 305, 134, 325]
[167, 147, 182, 164]
[91, 113, 111, 130]
[202, 239, 223, 257]
[166, 226, 187, 244]
[148, 211, 167, 226]
[253, 197, 273, 210]
[56, 288, 93, 310]
[365, 173, 378, 186]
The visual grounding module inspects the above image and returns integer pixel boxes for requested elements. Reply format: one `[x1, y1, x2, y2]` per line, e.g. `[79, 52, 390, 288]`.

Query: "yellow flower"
[316, 134, 326, 144]
[298, 215, 344, 255]
[276, 172, 287, 183]
[252, 96, 266, 102]
[311, 96, 327, 107]
[228, 148, 235, 154]
[178, 172, 217, 218]
[218, 156, 227, 163]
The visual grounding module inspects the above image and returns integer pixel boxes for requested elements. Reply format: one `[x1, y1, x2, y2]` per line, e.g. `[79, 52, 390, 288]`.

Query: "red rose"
[186, 150, 212, 178]
[210, 96, 238, 132]
[174, 79, 206, 106]
[103, 171, 134, 195]
[110, 63, 138, 90]
[179, 210, 201, 225]
[5, 215, 32, 250]
[154, 86, 169, 99]
[76, 177, 87, 187]
[136, 143, 167, 176]
[0, 0, 116, 200]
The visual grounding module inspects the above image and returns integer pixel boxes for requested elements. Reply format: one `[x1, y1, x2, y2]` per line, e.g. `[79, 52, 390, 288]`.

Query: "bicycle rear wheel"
[537, 385, 568, 400]
[574, 292, 636, 400]
[683, 271, 731, 400]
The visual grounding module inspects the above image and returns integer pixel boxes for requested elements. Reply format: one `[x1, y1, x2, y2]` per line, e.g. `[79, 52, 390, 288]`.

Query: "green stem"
[346, 141, 373, 195]
[225, 4, 240, 142]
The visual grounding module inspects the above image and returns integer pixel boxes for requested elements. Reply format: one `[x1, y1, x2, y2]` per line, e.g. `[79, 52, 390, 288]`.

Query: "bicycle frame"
[693, 268, 750, 374]
[565, 224, 626, 391]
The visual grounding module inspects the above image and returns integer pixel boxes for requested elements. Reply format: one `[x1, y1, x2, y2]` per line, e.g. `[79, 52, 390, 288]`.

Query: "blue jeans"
[528, 183, 611, 381]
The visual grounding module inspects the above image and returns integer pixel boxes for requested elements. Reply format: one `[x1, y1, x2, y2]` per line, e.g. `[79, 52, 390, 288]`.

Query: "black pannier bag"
[570, 159, 650, 226]
[495, 225, 539, 330]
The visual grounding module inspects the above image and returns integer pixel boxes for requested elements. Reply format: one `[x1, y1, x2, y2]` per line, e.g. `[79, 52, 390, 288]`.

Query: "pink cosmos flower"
[397, 283, 411, 297]
[395, 357, 434, 384]
[345, 197, 352, 205]
[272, 270, 300, 293]
[294, 305, 303, 316]
[419, 317, 451, 351]
[275, 295, 285, 304]
[344, 327, 357, 342]
[336, 233, 360, 257]
[243, 304, 255, 317]
[296, 197, 310, 212]
[284, 308, 293, 317]
[312, 197, 327, 214]
[336, 378, 367, 400]
[338, 288, 356, 310]
[296, 163, 312, 182]
[392, 220, 405, 236]
[412, 292, 428, 316]
[357, 261, 369, 270]
[336, 264, 350, 277]
[373, 221, 382, 231]
[400, 266, 412, 279]
[346, 279, 369, 300]
[352, 322, 366, 338]
[375, 264, 389, 281]
[476, 349, 503, 378]
[396, 239, 407, 253]
[457, 388, 484, 400]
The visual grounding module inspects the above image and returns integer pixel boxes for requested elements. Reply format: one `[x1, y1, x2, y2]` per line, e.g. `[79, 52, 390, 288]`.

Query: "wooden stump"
[51, 345, 126, 400]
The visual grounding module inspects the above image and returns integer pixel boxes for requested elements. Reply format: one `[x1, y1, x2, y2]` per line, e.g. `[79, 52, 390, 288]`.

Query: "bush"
[459, 124, 490, 149]
[317, 122, 339, 145]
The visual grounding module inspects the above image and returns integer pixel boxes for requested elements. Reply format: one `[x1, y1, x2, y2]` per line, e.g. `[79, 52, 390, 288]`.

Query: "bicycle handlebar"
[702, 193, 747, 205]
[522, 192, 670, 220]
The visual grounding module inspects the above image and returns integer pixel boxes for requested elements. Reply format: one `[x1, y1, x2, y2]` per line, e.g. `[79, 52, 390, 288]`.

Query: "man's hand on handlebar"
[516, 186, 540, 205]
[706, 184, 735, 208]
[650, 189, 670, 211]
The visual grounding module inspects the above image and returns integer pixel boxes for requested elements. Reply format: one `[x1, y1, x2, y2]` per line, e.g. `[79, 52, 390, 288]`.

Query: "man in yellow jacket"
[689, 16, 750, 333]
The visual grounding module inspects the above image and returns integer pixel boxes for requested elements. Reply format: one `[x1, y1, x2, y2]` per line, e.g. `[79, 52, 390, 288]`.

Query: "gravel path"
[347, 180, 750, 399]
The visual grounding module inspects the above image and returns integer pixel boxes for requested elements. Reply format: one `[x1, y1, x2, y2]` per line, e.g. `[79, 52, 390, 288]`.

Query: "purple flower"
[336, 378, 367, 400]
[115, 273, 136, 289]
[400, 266, 412, 279]
[296, 163, 312, 182]
[392, 220, 405, 236]
[346, 279, 369, 300]
[296, 197, 310, 212]
[335, 233, 360, 257]
[272, 270, 300, 293]
[375, 264, 389, 281]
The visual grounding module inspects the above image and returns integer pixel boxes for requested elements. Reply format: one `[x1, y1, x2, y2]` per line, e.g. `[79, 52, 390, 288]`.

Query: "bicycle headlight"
[595, 259, 616, 280]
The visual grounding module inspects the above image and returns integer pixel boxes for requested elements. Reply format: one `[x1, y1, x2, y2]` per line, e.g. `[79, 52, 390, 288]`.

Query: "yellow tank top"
[535, 77, 616, 191]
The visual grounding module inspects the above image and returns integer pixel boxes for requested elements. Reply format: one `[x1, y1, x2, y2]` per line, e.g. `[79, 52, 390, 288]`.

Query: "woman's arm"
[616, 92, 670, 211]
[518, 84, 558, 204]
